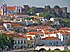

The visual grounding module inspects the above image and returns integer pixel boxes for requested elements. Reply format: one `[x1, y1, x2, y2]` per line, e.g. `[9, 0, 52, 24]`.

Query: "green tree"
[39, 13, 44, 17]
[54, 5, 60, 9]
[28, 7, 36, 15]
[0, 34, 14, 50]
[44, 5, 51, 12]
[44, 12, 51, 19]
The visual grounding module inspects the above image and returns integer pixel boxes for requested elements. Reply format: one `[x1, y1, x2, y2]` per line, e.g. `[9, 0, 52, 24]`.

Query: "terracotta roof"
[42, 36, 60, 40]
[18, 34, 26, 38]
[27, 32, 38, 35]
[17, 33, 32, 38]
[60, 28, 70, 31]
[12, 24, 21, 26]
[7, 6, 16, 10]
[44, 30, 58, 34]
[35, 26, 53, 30]
[0, 25, 5, 28]
[44, 30, 49, 34]
[58, 30, 70, 36]
[49, 31, 58, 34]
[27, 32, 43, 35]
[26, 36, 32, 38]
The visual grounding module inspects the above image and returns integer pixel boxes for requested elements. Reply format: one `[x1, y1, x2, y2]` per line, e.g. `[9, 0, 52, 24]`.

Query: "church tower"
[1, 2, 7, 16]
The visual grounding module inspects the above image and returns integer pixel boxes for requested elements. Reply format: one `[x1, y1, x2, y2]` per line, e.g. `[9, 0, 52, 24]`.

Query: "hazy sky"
[0, 0, 70, 12]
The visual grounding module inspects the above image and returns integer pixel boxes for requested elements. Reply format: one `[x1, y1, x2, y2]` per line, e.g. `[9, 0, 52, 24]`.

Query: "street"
[3, 48, 38, 52]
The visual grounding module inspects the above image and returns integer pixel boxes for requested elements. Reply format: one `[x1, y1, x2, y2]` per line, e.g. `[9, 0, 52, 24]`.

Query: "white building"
[41, 36, 62, 46]
[13, 33, 27, 49]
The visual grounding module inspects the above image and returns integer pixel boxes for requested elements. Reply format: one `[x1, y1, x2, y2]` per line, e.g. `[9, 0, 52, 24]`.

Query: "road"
[3, 48, 38, 52]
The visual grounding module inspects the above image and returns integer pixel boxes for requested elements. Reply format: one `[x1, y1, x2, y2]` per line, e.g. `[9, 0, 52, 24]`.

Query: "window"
[21, 40, 23, 44]
[18, 40, 20, 44]
[56, 41, 58, 46]
[19, 9, 20, 13]
[49, 41, 52, 45]
[24, 40, 26, 44]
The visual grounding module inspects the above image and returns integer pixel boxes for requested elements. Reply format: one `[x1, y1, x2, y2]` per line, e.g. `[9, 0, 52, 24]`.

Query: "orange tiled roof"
[26, 36, 32, 38]
[58, 30, 70, 35]
[44, 30, 49, 34]
[58, 30, 66, 34]
[17, 33, 32, 38]
[35, 26, 53, 30]
[49, 31, 58, 34]
[7, 6, 16, 10]
[42, 36, 60, 40]
[44, 30, 58, 34]
[60, 28, 70, 31]
[12, 24, 21, 26]
[27, 32, 38, 35]
[16, 33, 26, 38]
[27, 32, 44, 35]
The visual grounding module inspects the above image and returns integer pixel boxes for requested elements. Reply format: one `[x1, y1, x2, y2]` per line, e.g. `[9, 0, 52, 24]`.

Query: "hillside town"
[0, 3, 70, 51]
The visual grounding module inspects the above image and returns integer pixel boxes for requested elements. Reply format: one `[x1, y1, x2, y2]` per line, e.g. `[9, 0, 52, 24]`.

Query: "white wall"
[13, 37, 27, 48]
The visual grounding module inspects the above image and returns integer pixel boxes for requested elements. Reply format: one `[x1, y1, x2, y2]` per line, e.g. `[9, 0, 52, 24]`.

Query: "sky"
[0, 0, 70, 12]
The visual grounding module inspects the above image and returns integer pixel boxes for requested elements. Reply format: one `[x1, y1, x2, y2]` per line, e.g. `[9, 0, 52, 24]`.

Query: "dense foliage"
[0, 34, 14, 50]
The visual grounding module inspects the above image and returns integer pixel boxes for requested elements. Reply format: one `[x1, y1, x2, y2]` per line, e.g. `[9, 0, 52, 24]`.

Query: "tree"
[28, 7, 36, 15]
[43, 12, 51, 19]
[54, 5, 60, 9]
[44, 5, 51, 12]
[39, 13, 44, 17]
[0, 34, 14, 50]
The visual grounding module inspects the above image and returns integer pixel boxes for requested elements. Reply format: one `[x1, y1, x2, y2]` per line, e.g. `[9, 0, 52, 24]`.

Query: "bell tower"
[1, 2, 7, 16]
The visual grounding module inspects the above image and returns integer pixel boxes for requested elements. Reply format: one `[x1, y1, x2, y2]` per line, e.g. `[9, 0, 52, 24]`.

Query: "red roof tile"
[27, 32, 38, 35]
[27, 32, 43, 35]
[12, 24, 21, 26]
[42, 36, 60, 40]
[7, 6, 16, 10]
